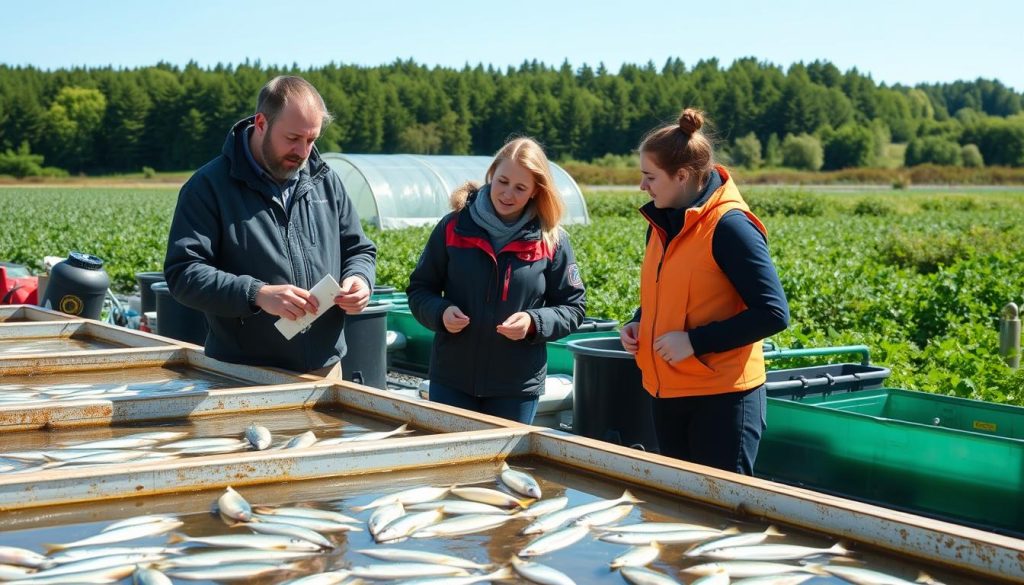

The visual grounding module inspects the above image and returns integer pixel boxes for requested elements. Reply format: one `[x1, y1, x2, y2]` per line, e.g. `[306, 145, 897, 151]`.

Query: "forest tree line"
[1, 58, 1023, 177]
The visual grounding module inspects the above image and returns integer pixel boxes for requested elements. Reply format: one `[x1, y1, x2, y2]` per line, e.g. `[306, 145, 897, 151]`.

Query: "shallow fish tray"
[0, 412, 1021, 583]
[0, 304, 80, 323]
[0, 320, 176, 358]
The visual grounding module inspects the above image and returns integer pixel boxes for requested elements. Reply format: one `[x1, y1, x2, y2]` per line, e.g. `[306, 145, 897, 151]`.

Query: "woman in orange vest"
[619, 108, 789, 475]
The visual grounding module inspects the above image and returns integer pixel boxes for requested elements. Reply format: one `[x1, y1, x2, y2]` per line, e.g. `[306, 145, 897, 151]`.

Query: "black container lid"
[66, 252, 105, 270]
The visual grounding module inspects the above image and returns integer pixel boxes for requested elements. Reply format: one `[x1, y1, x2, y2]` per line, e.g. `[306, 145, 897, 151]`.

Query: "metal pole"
[1000, 302, 1021, 369]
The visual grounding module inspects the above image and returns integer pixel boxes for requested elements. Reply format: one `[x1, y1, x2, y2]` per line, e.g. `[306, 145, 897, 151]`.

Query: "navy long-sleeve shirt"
[632, 170, 789, 357]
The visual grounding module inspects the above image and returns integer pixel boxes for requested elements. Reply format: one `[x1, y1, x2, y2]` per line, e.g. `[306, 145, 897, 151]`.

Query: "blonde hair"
[639, 108, 716, 188]
[450, 137, 564, 247]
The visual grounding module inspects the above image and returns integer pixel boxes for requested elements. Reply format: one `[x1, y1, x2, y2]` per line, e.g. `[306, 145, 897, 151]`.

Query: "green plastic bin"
[757, 388, 1024, 536]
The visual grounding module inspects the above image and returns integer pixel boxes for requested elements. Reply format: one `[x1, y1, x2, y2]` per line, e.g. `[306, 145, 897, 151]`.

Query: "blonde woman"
[408, 138, 586, 423]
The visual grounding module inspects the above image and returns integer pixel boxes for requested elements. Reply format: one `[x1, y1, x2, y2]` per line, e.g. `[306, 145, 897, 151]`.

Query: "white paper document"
[274, 274, 342, 340]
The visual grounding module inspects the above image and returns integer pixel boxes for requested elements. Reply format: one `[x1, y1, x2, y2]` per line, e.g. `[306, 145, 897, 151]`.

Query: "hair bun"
[678, 108, 704, 135]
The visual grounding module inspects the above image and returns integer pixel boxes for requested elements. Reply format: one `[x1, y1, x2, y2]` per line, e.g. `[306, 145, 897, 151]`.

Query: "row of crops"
[1, 185, 1022, 404]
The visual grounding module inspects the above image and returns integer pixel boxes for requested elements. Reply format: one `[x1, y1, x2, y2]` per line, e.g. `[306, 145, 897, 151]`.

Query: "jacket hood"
[222, 116, 327, 190]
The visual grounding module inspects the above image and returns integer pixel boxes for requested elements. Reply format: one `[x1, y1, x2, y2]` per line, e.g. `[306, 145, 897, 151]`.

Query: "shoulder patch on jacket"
[568, 263, 583, 288]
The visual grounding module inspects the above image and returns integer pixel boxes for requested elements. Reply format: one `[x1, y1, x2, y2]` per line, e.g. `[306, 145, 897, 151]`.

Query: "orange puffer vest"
[636, 167, 768, 398]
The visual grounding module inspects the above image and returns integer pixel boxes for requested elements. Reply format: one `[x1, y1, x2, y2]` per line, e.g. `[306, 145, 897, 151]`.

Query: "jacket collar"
[455, 189, 543, 244]
[223, 116, 329, 203]
[640, 165, 737, 243]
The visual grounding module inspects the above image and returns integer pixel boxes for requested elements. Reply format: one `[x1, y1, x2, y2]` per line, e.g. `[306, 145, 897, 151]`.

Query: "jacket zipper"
[502, 262, 512, 301]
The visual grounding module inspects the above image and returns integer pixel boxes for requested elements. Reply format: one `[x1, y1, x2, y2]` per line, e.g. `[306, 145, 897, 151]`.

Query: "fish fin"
[42, 543, 65, 553]
[764, 524, 786, 537]
[831, 541, 850, 555]
[166, 533, 186, 545]
[721, 526, 741, 535]
[801, 563, 830, 576]
[916, 571, 941, 584]
[500, 461, 510, 471]
[252, 505, 274, 514]
[621, 489, 643, 504]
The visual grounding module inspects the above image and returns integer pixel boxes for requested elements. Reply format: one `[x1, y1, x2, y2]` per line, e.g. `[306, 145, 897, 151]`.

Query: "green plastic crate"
[758, 388, 1024, 535]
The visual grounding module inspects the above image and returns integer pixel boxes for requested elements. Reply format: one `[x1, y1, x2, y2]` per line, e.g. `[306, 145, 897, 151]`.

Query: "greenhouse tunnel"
[322, 154, 590, 230]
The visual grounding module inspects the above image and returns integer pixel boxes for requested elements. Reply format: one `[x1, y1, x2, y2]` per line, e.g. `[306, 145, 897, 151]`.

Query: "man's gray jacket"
[164, 116, 376, 373]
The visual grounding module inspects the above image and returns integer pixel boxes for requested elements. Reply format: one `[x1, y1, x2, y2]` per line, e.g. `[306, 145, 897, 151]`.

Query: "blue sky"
[5, 0, 1022, 91]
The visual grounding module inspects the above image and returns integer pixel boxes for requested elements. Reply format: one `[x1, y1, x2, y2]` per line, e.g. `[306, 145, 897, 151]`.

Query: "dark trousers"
[652, 385, 767, 475]
[428, 380, 540, 425]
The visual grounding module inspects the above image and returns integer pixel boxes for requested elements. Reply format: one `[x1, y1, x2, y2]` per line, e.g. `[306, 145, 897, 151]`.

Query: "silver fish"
[60, 437, 160, 450]
[499, 462, 542, 498]
[620, 566, 682, 585]
[609, 544, 661, 569]
[375, 508, 445, 543]
[450, 486, 529, 509]
[518, 496, 569, 518]
[518, 525, 589, 557]
[522, 490, 641, 534]
[319, 423, 412, 444]
[599, 527, 738, 546]
[49, 546, 177, 565]
[166, 561, 300, 580]
[572, 503, 634, 527]
[824, 565, 943, 585]
[176, 443, 248, 455]
[250, 505, 359, 524]
[277, 570, 352, 585]
[133, 567, 173, 585]
[732, 575, 816, 585]
[356, 548, 491, 570]
[351, 485, 451, 511]
[44, 520, 183, 552]
[249, 513, 361, 533]
[411, 513, 517, 537]
[218, 486, 253, 521]
[691, 570, 730, 585]
[368, 502, 405, 537]
[283, 430, 318, 449]
[101, 515, 180, 533]
[166, 533, 324, 551]
[686, 525, 785, 557]
[0, 545, 51, 568]
[155, 548, 315, 568]
[406, 499, 511, 516]
[48, 450, 153, 465]
[0, 564, 36, 580]
[30, 554, 167, 579]
[4, 564, 135, 585]
[684, 561, 824, 578]
[245, 424, 272, 450]
[157, 437, 247, 450]
[599, 521, 717, 533]
[699, 542, 848, 561]
[349, 563, 469, 580]
[510, 556, 575, 585]
[391, 566, 513, 585]
[241, 520, 334, 549]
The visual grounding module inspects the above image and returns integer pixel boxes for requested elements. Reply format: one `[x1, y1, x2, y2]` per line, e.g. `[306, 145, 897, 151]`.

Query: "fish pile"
[0, 380, 218, 405]
[0, 423, 414, 475]
[0, 463, 949, 585]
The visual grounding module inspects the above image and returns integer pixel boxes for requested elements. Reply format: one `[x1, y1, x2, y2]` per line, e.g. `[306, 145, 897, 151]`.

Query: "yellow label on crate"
[972, 420, 997, 432]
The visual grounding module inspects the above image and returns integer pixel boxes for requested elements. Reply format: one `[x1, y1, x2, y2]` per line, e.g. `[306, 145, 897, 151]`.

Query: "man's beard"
[261, 138, 307, 182]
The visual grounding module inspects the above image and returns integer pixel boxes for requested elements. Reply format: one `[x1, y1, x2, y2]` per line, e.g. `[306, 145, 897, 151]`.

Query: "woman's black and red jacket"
[407, 200, 586, 397]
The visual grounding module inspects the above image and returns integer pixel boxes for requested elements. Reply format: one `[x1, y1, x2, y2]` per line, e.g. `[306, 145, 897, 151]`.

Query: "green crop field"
[2, 184, 1022, 404]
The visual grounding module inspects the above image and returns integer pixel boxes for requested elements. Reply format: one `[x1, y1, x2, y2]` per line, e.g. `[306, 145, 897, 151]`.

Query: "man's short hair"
[256, 76, 334, 130]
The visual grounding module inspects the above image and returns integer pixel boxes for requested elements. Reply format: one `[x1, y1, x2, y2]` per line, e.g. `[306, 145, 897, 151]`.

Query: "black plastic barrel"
[40, 252, 110, 320]
[576, 316, 619, 333]
[150, 281, 208, 345]
[341, 300, 393, 389]
[135, 271, 164, 314]
[568, 337, 659, 452]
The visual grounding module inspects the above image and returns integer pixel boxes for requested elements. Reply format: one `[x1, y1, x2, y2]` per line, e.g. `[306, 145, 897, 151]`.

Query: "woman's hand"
[496, 311, 533, 340]
[442, 305, 471, 333]
[619, 321, 640, 355]
[653, 331, 694, 364]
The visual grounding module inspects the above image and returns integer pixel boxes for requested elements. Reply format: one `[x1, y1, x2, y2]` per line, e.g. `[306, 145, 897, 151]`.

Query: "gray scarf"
[469, 184, 537, 252]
